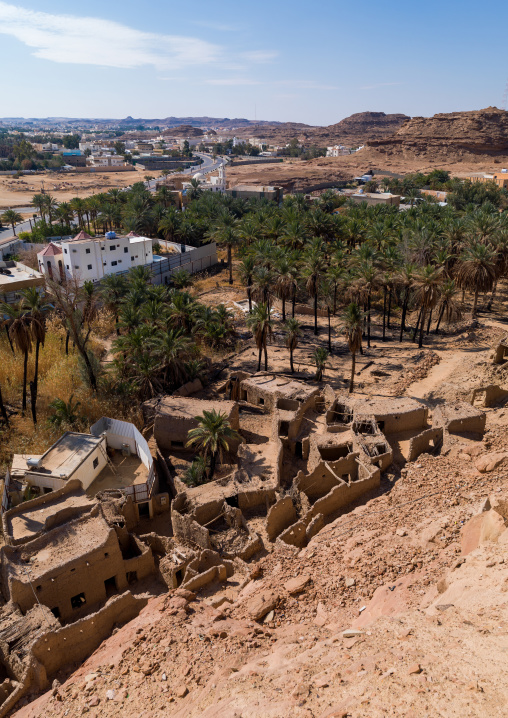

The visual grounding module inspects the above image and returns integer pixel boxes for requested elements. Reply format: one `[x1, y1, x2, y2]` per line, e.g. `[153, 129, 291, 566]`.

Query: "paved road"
[0, 217, 34, 245]
[0, 154, 226, 242]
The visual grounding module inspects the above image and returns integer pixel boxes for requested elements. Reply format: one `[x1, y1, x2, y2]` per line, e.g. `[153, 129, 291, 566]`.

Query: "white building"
[6, 417, 156, 505]
[326, 145, 351, 157]
[37, 231, 153, 285]
[79, 142, 101, 153]
[88, 155, 126, 167]
[182, 164, 227, 195]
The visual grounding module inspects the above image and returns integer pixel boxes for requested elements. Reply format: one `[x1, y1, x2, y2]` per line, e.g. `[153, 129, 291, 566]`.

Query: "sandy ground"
[0, 169, 147, 209]
[222, 152, 508, 192]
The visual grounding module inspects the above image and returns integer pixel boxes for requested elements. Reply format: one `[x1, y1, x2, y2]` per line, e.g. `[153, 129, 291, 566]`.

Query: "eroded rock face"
[367, 107, 508, 159]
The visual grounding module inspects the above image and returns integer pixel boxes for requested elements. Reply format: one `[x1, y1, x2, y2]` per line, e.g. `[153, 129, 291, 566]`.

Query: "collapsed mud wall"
[31, 592, 147, 679]
[407, 427, 444, 461]
[266, 497, 297, 541]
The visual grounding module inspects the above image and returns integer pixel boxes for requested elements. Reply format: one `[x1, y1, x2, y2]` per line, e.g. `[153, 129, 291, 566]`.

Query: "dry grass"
[0, 327, 141, 472]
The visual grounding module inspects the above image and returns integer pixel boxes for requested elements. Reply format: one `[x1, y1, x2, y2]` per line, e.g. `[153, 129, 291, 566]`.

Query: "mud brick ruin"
[0, 374, 488, 716]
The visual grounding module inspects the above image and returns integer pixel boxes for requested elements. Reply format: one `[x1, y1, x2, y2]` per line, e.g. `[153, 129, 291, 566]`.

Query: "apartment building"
[37, 231, 153, 285]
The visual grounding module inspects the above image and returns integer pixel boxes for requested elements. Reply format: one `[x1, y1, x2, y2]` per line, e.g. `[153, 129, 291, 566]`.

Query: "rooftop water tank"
[105, 231, 116, 239]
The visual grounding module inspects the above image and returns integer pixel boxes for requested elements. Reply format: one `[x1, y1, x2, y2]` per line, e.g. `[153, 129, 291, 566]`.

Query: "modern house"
[6, 417, 157, 510]
[37, 230, 153, 285]
[182, 164, 227, 194]
[0, 261, 45, 304]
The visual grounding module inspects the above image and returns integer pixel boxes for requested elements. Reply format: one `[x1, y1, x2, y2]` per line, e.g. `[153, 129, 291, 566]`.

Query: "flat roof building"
[0, 261, 45, 303]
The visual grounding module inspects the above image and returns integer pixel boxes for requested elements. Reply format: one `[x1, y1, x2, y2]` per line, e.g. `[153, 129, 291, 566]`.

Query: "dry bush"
[90, 308, 116, 339]
[18, 247, 40, 271]
[0, 331, 142, 471]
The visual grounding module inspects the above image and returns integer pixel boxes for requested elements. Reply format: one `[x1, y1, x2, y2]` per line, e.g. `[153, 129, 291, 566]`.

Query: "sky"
[0, 0, 507, 126]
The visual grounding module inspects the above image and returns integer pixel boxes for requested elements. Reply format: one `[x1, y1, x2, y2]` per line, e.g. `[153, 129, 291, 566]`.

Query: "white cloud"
[242, 50, 278, 63]
[0, 1, 221, 69]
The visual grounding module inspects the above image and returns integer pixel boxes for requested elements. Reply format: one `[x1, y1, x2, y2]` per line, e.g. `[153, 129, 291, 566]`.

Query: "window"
[71, 592, 86, 610]
[51, 607, 61, 619]
[131, 256, 134, 261]
[64, 248, 68, 254]
[93, 457, 99, 469]
[72, 249, 77, 253]
[111, 260, 117, 266]
[110, 245, 115, 251]
[101, 246, 105, 251]
[87, 264, 92, 270]
[74, 266, 80, 269]
[86, 248, 90, 254]
[124, 247, 128, 253]
[66, 265, 69, 269]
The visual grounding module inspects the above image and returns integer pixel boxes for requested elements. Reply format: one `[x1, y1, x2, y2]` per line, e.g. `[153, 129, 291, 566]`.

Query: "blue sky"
[0, 0, 507, 125]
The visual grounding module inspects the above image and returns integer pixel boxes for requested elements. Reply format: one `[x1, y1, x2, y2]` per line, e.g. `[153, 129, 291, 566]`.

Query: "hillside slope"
[367, 107, 508, 161]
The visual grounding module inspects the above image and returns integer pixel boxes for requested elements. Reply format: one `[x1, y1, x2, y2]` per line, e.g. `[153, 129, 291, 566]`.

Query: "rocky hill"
[234, 112, 409, 146]
[310, 111, 410, 144]
[367, 107, 508, 161]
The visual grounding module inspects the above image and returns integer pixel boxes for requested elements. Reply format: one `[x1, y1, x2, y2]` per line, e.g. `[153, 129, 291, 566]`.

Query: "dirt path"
[406, 350, 471, 402]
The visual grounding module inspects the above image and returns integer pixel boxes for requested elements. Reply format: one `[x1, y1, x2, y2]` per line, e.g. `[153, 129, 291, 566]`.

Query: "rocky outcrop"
[313, 111, 410, 144]
[367, 107, 508, 159]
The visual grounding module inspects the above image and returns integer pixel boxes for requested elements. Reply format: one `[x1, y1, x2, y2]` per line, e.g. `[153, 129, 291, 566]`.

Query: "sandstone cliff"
[367, 107, 508, 160]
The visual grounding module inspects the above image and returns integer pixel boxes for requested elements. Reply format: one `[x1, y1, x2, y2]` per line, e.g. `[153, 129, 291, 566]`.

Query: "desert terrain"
[0, 169, 146, 210]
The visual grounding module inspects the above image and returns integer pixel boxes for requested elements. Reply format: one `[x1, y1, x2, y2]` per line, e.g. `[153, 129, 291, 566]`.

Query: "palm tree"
[312, 347, 329, 382]
[43, 194, 59, 226]
[275, 252, 297, 322]
[239, 256, 256, 312]
[20, 287, 48, 424]
[301, 249, 324, 336]
[284, 318, 302, 373]
[48, 395, 84, 429]
[434, 280, 462, 334]
[31, 193, 47, 223]
[246, 302, 272, 371]
[208, 222, 239, 285]
[1, 209, 23, 235]
[455, 241, 497, 318]
[319, 279, 335, 352]
[354, 259, 378, 348]
[100, 274, 128, 335]
[151, 328, 192, 386]
[412, 265, 443, 348]
[397, 262, 416, 342]
[158, 207, 181, 242]
[171, 268, 192, 290]
[342, 302, 363, 393]
[128, 352, 163, 399]
[252, 266, 273, 309]
[0, 301, 32, 412]
[187, 178, 203, 201]
[186, 409, 241, 481]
